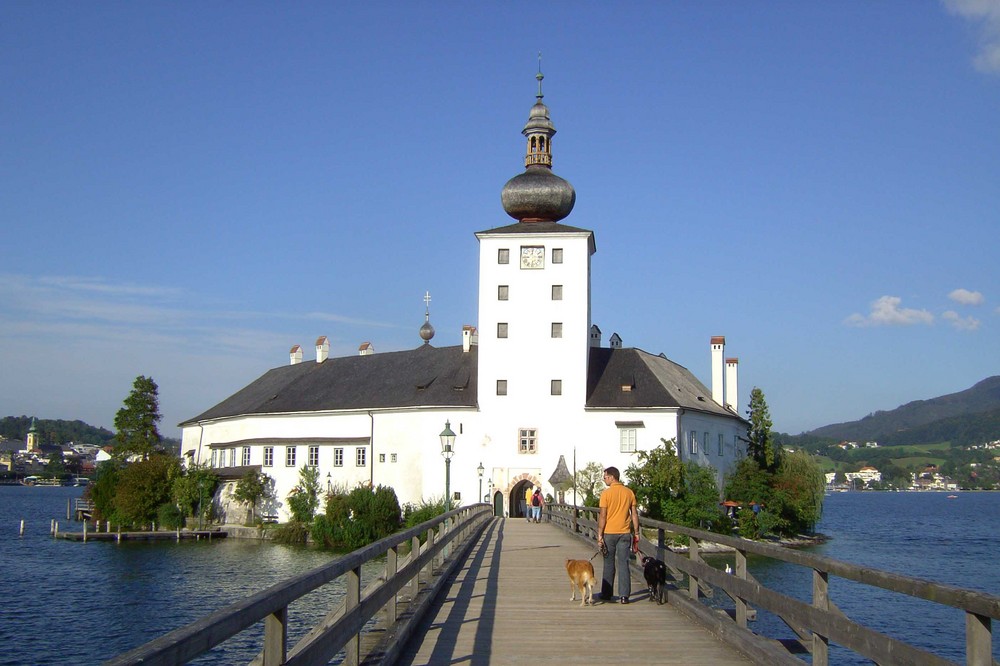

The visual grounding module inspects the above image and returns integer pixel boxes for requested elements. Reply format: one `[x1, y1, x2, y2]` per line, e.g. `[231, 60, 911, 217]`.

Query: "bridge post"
[966, 611, 992, 666]
[387, 545, 398, 625]
[262, 606, 287, 666]
[735, 548, 748, 628]
[812, 569, 830, 666]
[688, 538, 701, 600]
[424, 528, 436, 581]
[411, 534, 422, 594]
[345, 566, 361, 666]
[656, 528, 665, 562]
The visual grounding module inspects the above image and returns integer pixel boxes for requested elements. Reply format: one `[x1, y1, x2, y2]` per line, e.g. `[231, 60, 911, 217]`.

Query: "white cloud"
[844, 295, 935, 327]
[942, 0, 1000, 73]
[948, 288, 985, 305]
[942, 310, 982, 330]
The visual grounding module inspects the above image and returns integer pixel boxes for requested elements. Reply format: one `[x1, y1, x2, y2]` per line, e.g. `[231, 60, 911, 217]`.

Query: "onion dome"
[419, 291, 435, 345]
[501, 66, 576, 223]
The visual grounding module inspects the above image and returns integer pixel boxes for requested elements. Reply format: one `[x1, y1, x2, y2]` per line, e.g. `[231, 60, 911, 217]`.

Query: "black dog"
[641, 555, 668, 604]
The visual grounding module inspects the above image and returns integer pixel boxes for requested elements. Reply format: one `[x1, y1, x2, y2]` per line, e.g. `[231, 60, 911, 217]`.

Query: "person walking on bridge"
[596, 466, 639, 604]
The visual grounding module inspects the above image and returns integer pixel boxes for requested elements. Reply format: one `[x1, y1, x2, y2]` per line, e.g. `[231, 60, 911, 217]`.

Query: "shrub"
[273, 521, 310, 545]
[157, 502, 184, 530]
[403, 497, 447, 528]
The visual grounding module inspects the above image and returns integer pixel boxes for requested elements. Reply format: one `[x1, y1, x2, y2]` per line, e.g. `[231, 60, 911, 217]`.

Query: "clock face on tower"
[520, 246, 545, 269]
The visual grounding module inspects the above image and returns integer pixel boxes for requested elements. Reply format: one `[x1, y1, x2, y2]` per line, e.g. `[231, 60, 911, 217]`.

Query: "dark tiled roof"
[180, 345, 477, 425]
[586, 347, 743, 421]
[181, 343, 743, 427]
[476, 220, 594, 236]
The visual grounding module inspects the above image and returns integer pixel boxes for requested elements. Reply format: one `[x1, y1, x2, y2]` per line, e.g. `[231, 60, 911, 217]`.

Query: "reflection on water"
[0, 486, 383, 664]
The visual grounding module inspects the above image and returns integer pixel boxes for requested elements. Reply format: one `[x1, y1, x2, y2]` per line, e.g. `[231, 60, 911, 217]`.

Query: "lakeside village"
[0, 417, 113, 485]
[818, 439, 1000, 492]
[4, 416, 1000, 493]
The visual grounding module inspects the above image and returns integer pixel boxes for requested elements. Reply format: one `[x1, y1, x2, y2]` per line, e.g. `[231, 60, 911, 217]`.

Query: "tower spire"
[419, 291, 435, 345]
[536, 52, 544, 101]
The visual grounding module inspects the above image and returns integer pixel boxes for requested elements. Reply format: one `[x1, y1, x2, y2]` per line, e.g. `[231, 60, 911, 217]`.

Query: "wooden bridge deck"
[394, 517, 752, 665]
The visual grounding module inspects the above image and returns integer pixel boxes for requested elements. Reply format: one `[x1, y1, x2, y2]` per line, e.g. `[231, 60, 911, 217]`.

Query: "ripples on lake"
[0, 486, 382, 665]
[706, 491, 1000, 665]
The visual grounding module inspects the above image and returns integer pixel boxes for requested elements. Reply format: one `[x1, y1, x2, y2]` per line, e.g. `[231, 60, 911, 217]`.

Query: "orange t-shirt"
[599, 481, 635, 534]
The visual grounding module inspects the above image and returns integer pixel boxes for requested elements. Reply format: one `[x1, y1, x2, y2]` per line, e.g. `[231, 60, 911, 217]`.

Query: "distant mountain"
[807, 376, 1000, 443]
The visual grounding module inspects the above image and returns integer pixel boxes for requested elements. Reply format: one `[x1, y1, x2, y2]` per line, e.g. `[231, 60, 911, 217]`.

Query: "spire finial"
[536, 52, 544, 101]
[419, 291, 435, 344]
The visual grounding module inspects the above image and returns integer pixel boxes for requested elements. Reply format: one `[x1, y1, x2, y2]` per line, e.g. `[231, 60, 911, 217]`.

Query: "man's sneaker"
[619, 596, 629, 604]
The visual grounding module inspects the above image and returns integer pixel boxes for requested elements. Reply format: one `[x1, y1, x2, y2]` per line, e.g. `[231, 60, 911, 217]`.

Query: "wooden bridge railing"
[547, 503, 1000, 666]
[106, 503, 493, 666]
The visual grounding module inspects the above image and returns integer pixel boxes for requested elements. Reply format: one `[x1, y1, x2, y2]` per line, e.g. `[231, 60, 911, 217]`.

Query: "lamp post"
[477, 462, 484, 504]
[326, 471, 332, 494]
[440, 420, 456, 511]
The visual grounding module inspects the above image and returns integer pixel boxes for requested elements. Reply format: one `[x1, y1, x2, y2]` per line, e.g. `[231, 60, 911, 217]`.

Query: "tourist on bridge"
[530, 487, 544, 523]
[596, 466, 640, 604]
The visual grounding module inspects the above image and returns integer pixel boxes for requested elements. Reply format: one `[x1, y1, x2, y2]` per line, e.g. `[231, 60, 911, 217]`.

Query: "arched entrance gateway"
[506, 473, 541, 520]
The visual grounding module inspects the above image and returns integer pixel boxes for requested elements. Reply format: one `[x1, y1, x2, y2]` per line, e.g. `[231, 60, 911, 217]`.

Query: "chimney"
[315, 336, 329, 363]
[609, 333, 622, 349]
[725, 358, 739, 412]
[462, 325, 478, 352]
[711, 336, 725, 406]
[358, 342, 374, 356]
[289, 344, 302, 365]
[589, 324, 602, 348]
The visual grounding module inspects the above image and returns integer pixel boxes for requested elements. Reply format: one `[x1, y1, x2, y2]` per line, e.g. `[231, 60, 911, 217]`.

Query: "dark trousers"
[601, 532, 632, 599]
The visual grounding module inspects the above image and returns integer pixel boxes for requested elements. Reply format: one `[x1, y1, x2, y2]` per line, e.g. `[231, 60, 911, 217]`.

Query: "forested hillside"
[807, 376, 1000, 442]
[0, 416, 114, 446]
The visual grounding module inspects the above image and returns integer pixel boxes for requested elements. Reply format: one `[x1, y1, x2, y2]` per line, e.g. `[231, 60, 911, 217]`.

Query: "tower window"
[497, 379, 508, 396]
[498, 248, 509, 264]
[551, 322, 562, 338]
[551, 379, 562, 395]
[497, 322, 508, 338]
[552, 248, 563, 263]
[519, 428, 537, 454]
[498, 285, 509, 300]
[552, 285, 563, 300]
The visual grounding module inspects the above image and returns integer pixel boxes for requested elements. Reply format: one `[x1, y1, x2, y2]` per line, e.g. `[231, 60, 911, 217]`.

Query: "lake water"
[2, 487, 998, 664]
[707, 490, 1000, 664]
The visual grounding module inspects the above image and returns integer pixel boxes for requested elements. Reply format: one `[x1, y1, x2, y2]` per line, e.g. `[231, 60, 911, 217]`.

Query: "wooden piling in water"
[19, 519, 24, 536]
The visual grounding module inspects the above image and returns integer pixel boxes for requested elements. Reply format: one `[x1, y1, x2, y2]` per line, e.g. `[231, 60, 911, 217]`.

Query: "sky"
[2, 2, 999, 439]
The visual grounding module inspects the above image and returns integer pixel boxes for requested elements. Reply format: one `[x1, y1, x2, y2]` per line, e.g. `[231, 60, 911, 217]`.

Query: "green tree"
[111, 454, 180, 528]
[833, 470, 847, 485]
[233, 470, 274, 525]
[769, 451, 825, 534]
[573, 462, 605, 506]
[46, 451, 67, 479]
[286, 465, 321, 523]
[747, 387, 780, 471]
[172, 464, 220, 527]
[626, 439, 684, 521]
[88, 460, 123, 521]
[113, 376, 162, 460]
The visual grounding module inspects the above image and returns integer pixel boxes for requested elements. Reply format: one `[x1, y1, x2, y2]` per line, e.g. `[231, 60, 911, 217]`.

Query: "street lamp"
[326, 471, 332, 494]
[440, 420, 456, 511]
[477, 462, 485, 504]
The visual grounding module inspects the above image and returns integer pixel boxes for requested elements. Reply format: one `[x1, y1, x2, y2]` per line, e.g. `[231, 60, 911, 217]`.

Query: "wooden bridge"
[107, 504, 1000, 666]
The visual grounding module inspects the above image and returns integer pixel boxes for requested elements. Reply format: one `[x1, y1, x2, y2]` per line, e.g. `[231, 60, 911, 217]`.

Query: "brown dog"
[565, 558, 596, 606]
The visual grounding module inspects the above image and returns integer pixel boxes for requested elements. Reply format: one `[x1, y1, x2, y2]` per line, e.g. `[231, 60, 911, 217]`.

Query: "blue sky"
[2, 2, 998, 438]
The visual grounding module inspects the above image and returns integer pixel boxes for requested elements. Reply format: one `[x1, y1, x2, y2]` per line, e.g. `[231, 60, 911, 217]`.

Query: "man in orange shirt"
[596, 466, 640, 603]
